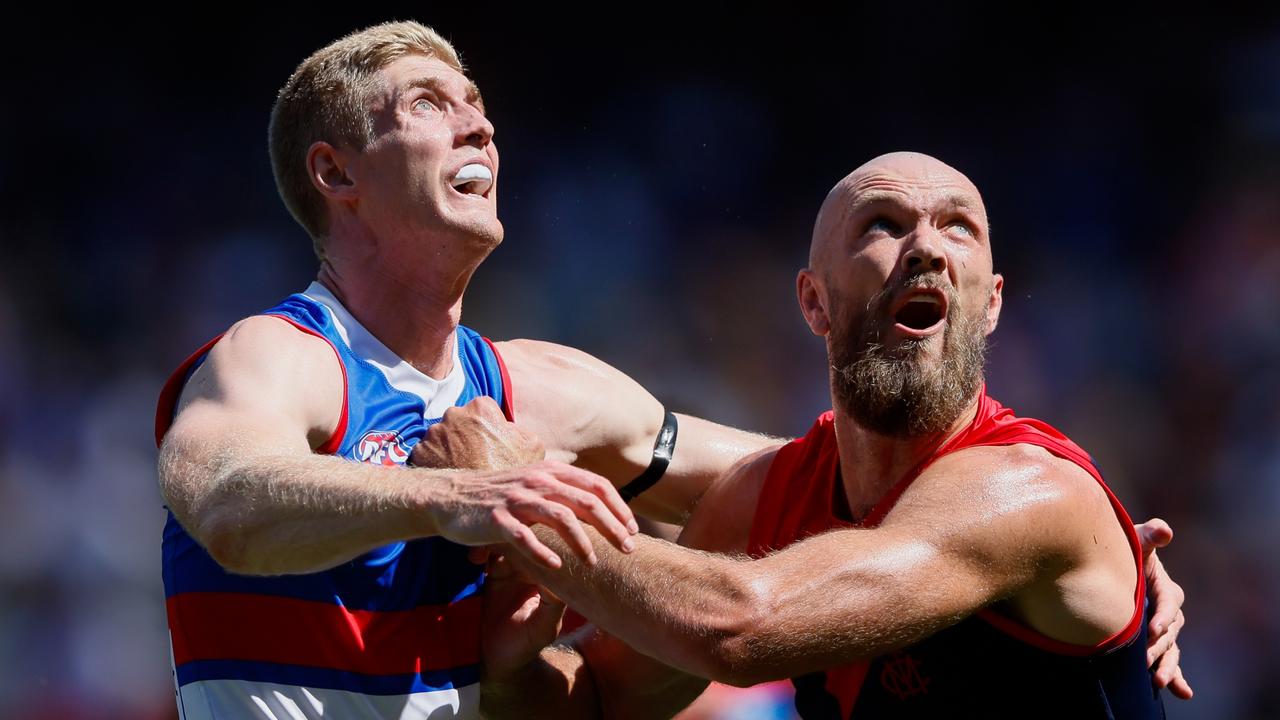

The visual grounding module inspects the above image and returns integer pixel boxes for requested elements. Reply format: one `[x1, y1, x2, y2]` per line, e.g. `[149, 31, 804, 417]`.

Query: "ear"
[985, 273, 1004, 334]
[307, 141, 359, 203]
[797, 269, 830, 336]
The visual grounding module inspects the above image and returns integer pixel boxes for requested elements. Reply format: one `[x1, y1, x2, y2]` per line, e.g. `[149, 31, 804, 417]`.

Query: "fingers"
[518, 502, 600, 566]
[1135, 517, 1173, 554]
[462, 463, 639, 570]
[544, 483, 637, 556]
[499, 495, 615, 571]
[445, 396, 508, 428]
[546, 462, 640, 536]
[483, 550, 530, 583]
[1153, 641, 1184, 694]
[1145, 614, 1175, 666]
[1152, 641, 1179, 686]
[1146, 556, 1186, 641]
[506, 491, 635, 569]
[527, 589, 567, 635]
[493, 508, 563, 570]
[1168, 666, 1194, 700]
[441, 396, 503, 423]
[537, 585, 565, 608]
[1147, 607, 1185, 663]
[465, 395, 505, 418]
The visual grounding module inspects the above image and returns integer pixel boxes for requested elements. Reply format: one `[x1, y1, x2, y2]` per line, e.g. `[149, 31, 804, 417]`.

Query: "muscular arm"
[507, 444, 1137, 687]
[496, 339, 783, 523]
[158, 316, 635, 576]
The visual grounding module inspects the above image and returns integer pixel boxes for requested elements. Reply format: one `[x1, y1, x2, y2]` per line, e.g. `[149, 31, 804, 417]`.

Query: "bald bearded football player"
[471, 152, 1189, 719]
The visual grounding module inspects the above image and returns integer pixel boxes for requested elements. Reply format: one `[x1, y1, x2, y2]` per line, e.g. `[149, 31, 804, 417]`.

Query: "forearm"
[523, 526, 976, 686]
[162, 438, 445, 575]
[481, 643, 601, 720]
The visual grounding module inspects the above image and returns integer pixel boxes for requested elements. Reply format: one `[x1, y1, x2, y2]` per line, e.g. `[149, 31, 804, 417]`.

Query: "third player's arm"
[495, 339, 783, 523]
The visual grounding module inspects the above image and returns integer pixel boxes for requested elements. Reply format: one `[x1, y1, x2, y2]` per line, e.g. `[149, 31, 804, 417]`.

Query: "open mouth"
[891, 289, 948, 337]
[450, 163, 493, 199]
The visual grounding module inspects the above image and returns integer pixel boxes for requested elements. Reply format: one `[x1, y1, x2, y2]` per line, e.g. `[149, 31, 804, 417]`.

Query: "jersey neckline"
[302, 281, 467, 417]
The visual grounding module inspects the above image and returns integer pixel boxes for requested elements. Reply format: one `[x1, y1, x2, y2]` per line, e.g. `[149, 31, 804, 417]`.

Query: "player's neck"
[832, 394, 981, 522]
[316, 258, 473, 380]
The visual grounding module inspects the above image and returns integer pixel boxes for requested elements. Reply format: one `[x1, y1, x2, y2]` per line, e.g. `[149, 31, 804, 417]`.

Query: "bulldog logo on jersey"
[356, 430, 410, 466]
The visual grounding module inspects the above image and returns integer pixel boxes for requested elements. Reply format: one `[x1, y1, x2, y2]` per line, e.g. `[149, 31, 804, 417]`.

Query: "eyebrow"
[940, 194, 979, 211]
[846, 189, 989, 237]
[404, 77, 486, 114]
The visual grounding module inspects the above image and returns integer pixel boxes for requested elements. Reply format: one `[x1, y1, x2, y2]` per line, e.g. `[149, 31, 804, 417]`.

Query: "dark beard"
[830, 276, 988, 438]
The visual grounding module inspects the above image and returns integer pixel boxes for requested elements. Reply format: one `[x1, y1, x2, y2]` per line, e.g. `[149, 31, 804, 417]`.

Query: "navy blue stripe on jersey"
[174, 659, 479, 695]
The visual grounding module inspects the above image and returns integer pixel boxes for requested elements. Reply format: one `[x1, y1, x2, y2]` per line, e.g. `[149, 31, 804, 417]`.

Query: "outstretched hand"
[1135, 517, 1192, 699]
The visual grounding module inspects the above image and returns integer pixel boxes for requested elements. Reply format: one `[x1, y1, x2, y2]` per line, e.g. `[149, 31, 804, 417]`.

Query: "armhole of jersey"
[153, 316, 351, 455]
[481, 337, 515, 422]
[970, 437, 1147, 657]
[155, 333, 226, 448]
[748, 413, 843, 557]
[265, 314, 350, 455]
[746, 438, 803, 558]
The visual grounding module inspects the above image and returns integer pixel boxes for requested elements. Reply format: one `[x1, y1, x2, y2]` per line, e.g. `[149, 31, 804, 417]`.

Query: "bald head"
[797, 152, 1001, 437]
[809, 152, 988, 270]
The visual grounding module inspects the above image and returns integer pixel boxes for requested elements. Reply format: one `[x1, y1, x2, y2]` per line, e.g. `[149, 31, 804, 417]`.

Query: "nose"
[900, 227, 948, 275]
[455, 104, 494, 149]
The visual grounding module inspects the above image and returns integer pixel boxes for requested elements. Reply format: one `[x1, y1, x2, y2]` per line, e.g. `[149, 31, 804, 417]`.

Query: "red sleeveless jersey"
[746, 390, 1163, 718]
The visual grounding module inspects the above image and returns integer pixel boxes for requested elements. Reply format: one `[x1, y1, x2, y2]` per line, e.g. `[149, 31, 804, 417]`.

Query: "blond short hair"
[269, 21, 466, 258]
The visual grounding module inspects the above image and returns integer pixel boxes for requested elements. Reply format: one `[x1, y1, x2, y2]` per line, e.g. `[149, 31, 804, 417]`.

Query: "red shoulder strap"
[747, 412, 840, 557]
[154, 333, 225, 448]
[480, 337, 515, 422]
[153, 315, 350, 455]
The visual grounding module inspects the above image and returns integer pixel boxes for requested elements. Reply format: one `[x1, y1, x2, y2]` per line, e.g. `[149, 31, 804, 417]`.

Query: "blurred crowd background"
[1, 7, 1277, 719]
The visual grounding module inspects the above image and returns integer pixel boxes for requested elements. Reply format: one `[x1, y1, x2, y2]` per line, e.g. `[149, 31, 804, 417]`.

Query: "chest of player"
[335, 374, 494, 466]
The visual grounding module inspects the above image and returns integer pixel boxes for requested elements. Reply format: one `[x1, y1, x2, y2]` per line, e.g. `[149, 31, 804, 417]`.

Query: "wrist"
[407, 469, 456, 538]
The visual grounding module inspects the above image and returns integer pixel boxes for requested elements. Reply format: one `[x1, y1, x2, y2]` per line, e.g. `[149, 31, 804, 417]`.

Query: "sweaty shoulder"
[904, 444, 1108, 557]
[172, 315, 344, 450]
[902, 443, 1138, 644]
[678, 446, 779, 555]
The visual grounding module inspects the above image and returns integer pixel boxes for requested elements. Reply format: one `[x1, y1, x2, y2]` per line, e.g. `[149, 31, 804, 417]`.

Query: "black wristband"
[619, 411, 678, 503]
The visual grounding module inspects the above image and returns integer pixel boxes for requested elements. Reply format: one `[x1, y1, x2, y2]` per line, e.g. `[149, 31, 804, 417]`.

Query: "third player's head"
[799, 152, 1004, 438]
[269, 21, 501, 272]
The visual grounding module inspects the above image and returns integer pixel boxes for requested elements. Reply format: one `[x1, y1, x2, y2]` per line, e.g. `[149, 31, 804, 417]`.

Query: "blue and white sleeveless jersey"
[155, 282, 513, 719]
